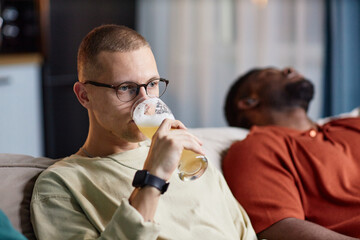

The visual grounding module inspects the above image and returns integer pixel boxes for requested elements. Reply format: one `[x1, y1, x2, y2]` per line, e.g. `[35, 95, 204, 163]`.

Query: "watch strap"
[132, 170, 169, 194]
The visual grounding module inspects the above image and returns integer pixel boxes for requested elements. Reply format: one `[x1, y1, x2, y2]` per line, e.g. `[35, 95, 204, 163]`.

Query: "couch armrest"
[0, 154, 57, 240]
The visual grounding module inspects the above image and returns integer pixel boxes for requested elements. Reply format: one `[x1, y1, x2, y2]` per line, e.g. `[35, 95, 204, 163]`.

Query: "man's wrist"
[132, 170, 169, 194]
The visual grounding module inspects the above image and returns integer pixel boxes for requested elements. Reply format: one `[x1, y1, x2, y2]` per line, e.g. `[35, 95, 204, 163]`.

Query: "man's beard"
[268, 79, 314, 112]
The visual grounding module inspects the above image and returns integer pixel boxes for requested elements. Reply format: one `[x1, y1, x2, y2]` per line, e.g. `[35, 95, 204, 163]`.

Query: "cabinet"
[40, 0, 135, 158]
[0, 57, 43, 156]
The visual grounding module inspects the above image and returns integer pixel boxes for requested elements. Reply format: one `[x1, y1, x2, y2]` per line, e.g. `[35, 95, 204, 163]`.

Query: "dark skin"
[237, 68, 316, 131]
[236, 67, 359, 240]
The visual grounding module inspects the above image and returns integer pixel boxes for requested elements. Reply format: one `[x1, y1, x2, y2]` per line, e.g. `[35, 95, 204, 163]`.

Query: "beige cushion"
[0, 154, 57, 240]
[317, 107, 360, 125]
[190, 127, 249, 171]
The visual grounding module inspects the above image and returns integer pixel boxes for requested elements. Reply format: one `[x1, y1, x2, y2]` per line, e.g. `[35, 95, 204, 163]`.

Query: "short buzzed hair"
[77, 24, 150, 81]
[224, 68, 262, 127]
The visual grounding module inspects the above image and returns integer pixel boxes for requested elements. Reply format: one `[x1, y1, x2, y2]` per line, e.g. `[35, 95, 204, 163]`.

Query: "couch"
[1, 107, 358, 239]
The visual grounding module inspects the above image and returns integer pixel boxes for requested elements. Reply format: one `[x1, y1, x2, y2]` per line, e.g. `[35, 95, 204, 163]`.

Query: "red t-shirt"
[223, 117, 360, 237]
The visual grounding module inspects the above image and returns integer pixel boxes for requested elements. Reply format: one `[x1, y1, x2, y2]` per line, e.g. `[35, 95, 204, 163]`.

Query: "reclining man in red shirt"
[222, 67, 360, 240]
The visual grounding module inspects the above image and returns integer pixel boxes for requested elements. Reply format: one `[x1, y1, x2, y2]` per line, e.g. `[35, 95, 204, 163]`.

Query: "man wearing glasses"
[30, 25, 256, 240]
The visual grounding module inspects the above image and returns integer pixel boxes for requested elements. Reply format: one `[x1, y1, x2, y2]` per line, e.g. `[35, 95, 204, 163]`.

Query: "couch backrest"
[0, 154, 57, 240]
[189, 127, 249, 171]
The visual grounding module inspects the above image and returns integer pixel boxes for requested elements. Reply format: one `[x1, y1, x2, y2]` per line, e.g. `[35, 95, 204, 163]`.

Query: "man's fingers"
[158, 119, 187, 131]
[155, 119, 205, 155]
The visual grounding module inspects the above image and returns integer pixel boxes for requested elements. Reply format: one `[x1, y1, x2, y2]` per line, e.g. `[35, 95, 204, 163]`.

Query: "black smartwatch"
[132, 170, 169, 194]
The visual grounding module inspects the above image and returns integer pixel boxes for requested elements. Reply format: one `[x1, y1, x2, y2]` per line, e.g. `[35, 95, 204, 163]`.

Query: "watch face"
[132, 170, 169, 194]
[132, 170, 147, 188]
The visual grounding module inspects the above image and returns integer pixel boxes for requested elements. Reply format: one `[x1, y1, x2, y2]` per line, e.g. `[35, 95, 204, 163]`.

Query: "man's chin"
[125, 122, 147, 141]
[285, 79, 314, 104]
[126, 131, 148, 143]
[136, 134, 149, 142]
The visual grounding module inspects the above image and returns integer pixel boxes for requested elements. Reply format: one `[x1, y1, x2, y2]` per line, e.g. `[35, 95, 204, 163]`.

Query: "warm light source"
[252, 0, 268, 7]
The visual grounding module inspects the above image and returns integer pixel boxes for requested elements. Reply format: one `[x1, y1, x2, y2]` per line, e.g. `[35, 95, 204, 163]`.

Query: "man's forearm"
[129, 186, 161, 222]
[257, 217, 359, 240]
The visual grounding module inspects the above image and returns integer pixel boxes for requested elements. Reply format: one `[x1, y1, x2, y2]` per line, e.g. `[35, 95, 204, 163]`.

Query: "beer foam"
[134, 112, 175, 126]
[132, 98, 175, 126]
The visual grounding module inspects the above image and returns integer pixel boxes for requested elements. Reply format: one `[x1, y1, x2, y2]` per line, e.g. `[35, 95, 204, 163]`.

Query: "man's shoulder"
[31, 159, 74, 202]
[39, 155, 85, 175]
[37, 155, 114, 181]
[33, 156, 97, 193]
[247, 125, 294, 139]
[228, 126, 287, 151]
[227, 125, 296, 156]
[326, 116, 360, 129]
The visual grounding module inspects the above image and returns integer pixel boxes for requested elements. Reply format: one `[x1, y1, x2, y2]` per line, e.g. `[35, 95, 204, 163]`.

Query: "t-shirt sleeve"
[222, 130, 305, 233]
[31, 174, 160, 240]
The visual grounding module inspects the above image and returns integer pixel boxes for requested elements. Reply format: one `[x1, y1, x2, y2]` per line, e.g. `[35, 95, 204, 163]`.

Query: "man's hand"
[143, 118, 204, 181]
[129, 119, 204, 221]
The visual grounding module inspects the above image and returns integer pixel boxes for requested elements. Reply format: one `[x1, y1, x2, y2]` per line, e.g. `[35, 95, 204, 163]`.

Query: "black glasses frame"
[84, 78, 169, 102]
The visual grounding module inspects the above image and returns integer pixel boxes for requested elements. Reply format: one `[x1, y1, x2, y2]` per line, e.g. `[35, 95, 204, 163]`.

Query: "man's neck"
[77, 130, 140, 158]
[267, 108, 316, 131]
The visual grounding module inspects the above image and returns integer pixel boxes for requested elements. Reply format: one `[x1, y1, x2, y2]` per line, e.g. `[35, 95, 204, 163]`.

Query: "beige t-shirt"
[31, 142, 256, 240]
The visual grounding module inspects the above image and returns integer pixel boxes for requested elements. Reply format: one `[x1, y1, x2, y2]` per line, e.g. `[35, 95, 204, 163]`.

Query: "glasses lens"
[147, 79, 167, 98]
[158, 80, 168, 97]
[116, 82, 138, 102]
[116, 79, 168, 102]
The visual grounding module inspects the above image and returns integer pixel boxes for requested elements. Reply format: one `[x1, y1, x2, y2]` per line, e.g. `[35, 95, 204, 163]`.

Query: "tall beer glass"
[132, 97, 208, 181]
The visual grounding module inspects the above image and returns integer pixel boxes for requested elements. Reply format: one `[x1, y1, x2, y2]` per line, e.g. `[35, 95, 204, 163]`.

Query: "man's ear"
[237, 98, 259, 110]
[73, 82, 90, 108]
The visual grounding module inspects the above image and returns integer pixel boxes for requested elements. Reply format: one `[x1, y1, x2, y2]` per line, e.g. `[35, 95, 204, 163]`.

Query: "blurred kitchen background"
[0, 0, 359, 158]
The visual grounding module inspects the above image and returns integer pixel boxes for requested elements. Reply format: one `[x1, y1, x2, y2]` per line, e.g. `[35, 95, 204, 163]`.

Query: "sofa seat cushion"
[0, 154, 57, 240]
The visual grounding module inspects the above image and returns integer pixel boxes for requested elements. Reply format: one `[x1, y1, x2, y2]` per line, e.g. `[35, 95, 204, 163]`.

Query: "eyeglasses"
[84, 78, 169, 102]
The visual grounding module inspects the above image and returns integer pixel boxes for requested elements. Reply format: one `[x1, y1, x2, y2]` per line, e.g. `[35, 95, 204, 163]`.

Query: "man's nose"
[283, 67, 295, 75]
[138, 86, 149, 98]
